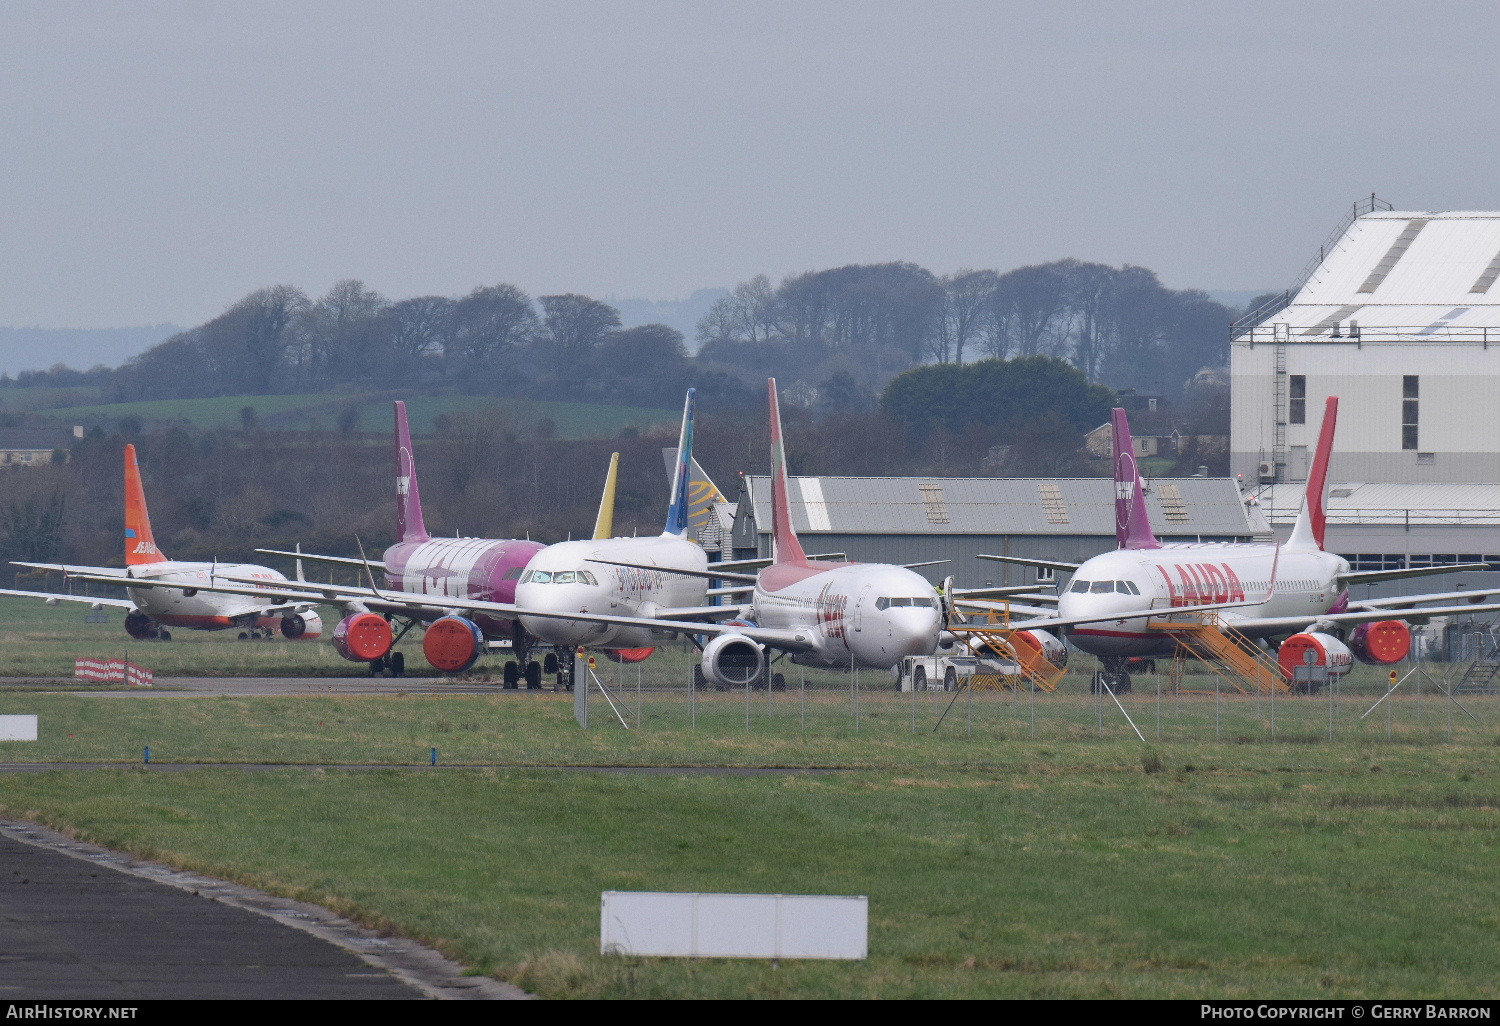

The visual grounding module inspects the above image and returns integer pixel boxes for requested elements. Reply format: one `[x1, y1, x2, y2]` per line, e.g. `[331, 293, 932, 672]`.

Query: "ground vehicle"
[897, 649, 1022, 692]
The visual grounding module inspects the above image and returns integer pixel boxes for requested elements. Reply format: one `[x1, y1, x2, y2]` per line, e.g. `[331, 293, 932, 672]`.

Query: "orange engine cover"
[1349, 620, 1411, 665]
[604, 647, 656, 664]
[422, 616, 484, 673]
[332, 612, 394, 663]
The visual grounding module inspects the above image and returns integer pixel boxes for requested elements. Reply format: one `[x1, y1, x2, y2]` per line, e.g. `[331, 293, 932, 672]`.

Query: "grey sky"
[3, 0, 1497, 329]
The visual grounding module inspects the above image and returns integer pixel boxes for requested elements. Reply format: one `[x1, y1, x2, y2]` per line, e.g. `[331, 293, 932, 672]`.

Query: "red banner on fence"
[74, 659, 153, 686]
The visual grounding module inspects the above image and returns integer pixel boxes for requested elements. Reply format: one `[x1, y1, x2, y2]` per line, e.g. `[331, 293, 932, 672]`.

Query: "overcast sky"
[3, 0, 1497, 329]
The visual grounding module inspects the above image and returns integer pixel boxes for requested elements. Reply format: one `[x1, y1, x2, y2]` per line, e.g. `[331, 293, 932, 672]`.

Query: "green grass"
[30, 393, 678, 439]
[3, 602, 1498, 997]
[0, 749, 1495, 999]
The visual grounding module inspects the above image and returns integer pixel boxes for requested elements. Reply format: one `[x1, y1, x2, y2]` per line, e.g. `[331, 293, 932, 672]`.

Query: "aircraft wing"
[1004, 596, 1266, 634]
[976, 554, 1082, 573]
[1338, 564, 1490, 588]
[1224, 600, 1500, 635]
[1351, 587, 1500, 610]
[652, 604, 746, 621]
[44, 574, 323, 617]
[254, 549, 389, 572]
[712, 552, 845, 572]
[584, 558, 759, 585]
[12, 562, 129, 578]
[952, 585, 1044, 599]
[0, 587, 138, 610]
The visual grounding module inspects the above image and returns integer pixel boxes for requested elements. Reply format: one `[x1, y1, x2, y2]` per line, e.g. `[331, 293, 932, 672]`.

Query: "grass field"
[2, 597, 1498, 998]
[30, 393, 679, 439]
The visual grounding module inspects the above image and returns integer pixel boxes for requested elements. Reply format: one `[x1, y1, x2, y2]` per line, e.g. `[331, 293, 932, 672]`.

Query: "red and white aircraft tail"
[124, 444, 168, 566]
[767, 378, 808, 565]
[1286, 396, 1337, 551]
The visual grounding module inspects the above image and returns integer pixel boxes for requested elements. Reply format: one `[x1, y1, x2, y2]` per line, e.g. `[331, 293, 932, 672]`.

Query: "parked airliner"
[0, 445, 322, 642]
[974, 400, 1500, 691]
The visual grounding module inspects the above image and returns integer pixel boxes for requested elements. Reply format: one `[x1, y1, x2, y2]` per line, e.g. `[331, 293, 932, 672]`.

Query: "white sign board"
[0, 715, 38, 741]
[601, 891, 867, 959]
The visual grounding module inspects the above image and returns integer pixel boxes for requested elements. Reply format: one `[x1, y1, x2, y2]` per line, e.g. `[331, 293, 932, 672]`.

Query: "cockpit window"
[578, 570, 598, 585]
[552, 571, 577, 584]
[528, 570, 551, 584]
[1122, 580, 1140, 595]
[876, 596, 936, 610]
[1070, 580, 1091, 594]
[503, 567, 525, 580]
[1090, 581, 1115, 594]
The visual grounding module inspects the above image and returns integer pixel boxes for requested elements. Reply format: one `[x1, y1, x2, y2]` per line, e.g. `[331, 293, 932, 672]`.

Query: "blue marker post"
[430, 747, 437, 766]
[143, 746, 151, 765]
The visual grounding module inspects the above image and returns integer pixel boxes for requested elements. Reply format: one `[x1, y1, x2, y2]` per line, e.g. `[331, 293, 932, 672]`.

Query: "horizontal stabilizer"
[1338, 564, 1490, 588]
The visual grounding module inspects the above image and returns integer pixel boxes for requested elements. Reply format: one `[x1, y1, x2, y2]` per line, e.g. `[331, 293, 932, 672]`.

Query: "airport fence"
[570, 650, 1500, 747]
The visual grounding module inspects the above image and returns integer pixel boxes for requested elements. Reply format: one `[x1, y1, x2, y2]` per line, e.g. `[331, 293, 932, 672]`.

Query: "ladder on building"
[1148, 611, 1290, 695]
[1270, 341, 1288, 482]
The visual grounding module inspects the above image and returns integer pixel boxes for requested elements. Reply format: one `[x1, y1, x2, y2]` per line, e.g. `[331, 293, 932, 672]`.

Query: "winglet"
[767, 379, 808, 564]
[394, 401, 430, 544]
[663, 389, 696, 537]
[1288, 396, 1338, 551]
[123, 444, 167, 565]
[593, 452, 620, 540]
[1111, 408, 1160, 550]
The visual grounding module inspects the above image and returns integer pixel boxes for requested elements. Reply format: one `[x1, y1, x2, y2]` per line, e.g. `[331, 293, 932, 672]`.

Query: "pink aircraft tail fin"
[394, 401, 430, 544]
[1289, 396, 1338, 551]
[767, 379, 808, 564]
[1112, 408, 1161, 551]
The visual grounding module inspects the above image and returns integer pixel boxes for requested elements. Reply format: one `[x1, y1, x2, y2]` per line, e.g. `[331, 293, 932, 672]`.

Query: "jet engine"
[124, 611, 159, 640]
[332, 612, 394, 663]
[1007, 629, 1068, 669]
[1348, 620, 1411, 665]
[279, 610, 324, 640]
[700, 633, 764, 689]
[604, 647, 655, 664]
[1277, 632, 1353, 680]
[422, 615, 485, 673]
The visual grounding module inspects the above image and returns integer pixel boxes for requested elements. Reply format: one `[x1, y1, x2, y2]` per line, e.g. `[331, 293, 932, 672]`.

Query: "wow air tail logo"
[1155, 562, 1247, 606]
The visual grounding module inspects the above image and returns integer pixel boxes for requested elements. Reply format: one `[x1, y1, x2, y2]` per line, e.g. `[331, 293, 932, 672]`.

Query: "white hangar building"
[1234, 199, 1500, 594]
[1232, 199, 1500, 486]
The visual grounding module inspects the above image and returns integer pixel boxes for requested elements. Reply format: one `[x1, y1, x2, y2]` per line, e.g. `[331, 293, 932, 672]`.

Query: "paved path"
[0, 820, 528, 1000]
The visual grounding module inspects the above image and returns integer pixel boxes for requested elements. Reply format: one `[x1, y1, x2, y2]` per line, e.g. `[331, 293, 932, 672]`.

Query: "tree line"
[5, 258, 1241, 411]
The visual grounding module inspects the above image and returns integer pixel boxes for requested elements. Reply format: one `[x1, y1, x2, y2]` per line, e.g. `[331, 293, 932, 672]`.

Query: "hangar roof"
[1238, 209, 1500, 342]
[738, 475, 1266, 538]
[1252, 482, 1500, 527]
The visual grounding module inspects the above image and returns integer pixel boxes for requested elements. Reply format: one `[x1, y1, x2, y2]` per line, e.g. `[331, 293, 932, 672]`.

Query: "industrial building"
[1230, 198, 1500, 595]
[1231, 198, 1500, 486]
[726, 475, 1268, 587]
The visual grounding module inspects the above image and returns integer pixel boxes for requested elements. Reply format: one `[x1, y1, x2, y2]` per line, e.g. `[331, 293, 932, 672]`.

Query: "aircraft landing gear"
[1091, 667, 1132, 694]
[367, 652, 405, 678]
[502, 661, 520, 689]
[524, 661, 542, 690]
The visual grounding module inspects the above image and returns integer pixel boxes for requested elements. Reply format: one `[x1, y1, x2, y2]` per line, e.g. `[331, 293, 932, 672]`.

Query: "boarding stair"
[945, 607, 1067, 693]
[1147, 610, 1290, 695]
[1454, 649, 1500, 695]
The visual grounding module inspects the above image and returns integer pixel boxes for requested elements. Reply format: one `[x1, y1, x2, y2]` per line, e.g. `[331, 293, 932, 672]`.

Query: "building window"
[1036, 566, 1056, 583]
[1289, 375, 1305, 424]
[1402, 376, 1419, 450]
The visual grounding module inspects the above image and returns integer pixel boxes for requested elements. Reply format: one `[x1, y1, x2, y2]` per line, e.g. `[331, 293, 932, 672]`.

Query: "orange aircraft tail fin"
[123, 444, 167, 565]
